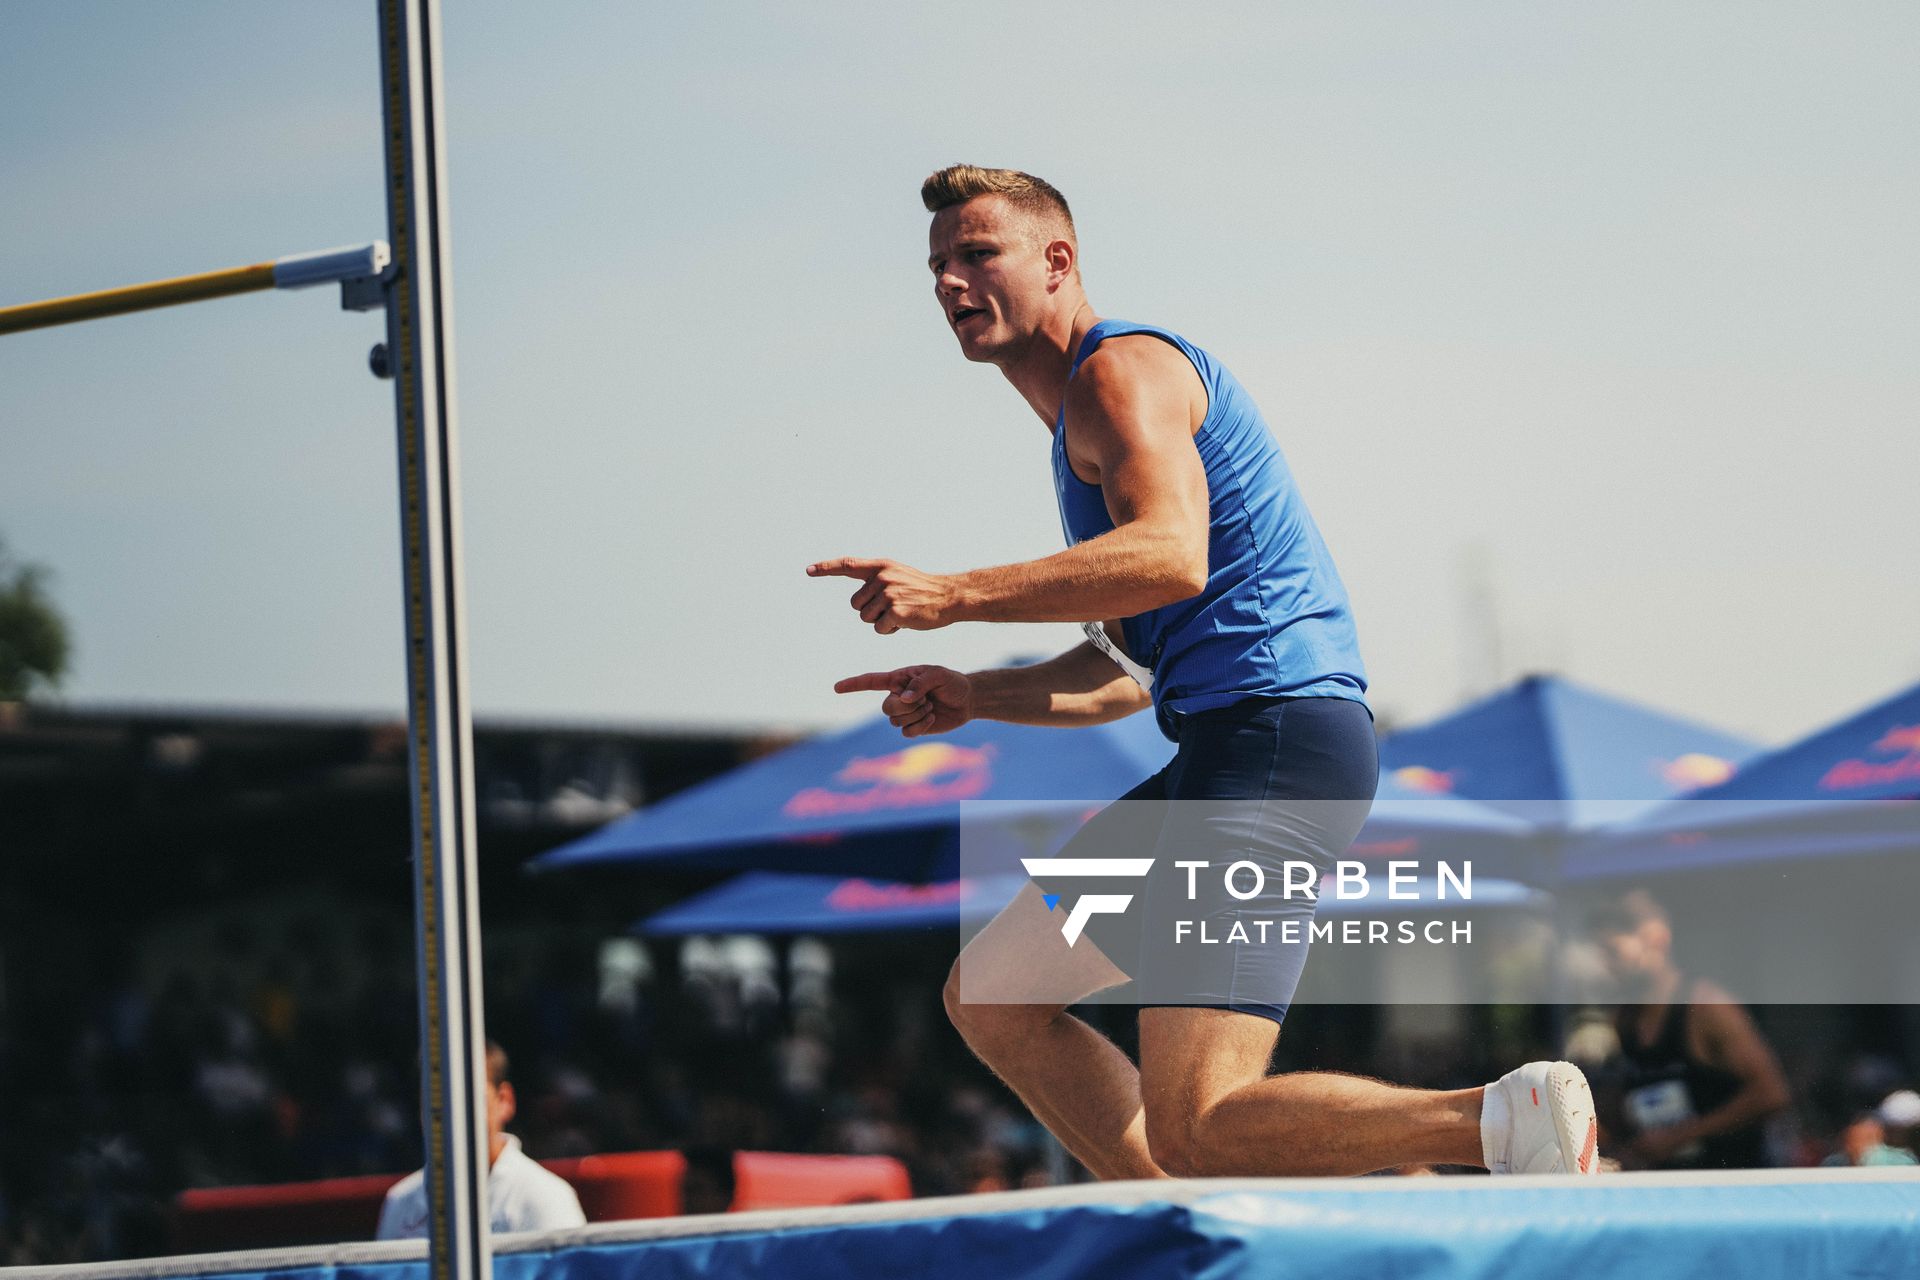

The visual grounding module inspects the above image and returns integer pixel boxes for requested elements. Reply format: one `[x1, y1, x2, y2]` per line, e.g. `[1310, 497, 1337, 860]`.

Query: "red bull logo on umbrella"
[1873, 724, 1920, 755]
[1821, 722, 1920, 792]
[1391, 765, 1456, 795]
[785, 742, 996, 817]
[1657, 753, 1736, 790]
[826, 878, 971, 911]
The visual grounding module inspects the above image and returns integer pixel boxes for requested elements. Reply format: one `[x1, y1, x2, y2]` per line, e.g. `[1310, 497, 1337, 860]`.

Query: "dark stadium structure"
[0, 702, 791, 1261]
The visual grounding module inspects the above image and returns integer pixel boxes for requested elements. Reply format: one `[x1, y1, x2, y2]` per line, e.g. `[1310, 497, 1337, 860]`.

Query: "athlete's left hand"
[807, 557, 964, 633]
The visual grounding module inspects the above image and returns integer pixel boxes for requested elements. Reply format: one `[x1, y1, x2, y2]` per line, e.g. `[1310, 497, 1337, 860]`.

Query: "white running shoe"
[1481, 1060, 1599, 1175]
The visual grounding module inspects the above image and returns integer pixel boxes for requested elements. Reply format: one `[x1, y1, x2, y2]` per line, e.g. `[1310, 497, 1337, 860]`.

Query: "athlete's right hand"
[833, 665, 973, 737]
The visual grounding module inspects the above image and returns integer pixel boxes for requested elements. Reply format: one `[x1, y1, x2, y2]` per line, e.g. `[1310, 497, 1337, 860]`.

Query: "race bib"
[1624, 1079, 1697, 1130]
[1624, 1078, 1705, 1159]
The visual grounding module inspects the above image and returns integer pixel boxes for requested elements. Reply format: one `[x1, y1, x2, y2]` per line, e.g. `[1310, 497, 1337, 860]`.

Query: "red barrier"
[171, 1150, 912, 1252]
[735, 1151, 913, 1210]
[173, 1173, 402, 1252]
[534, 1150, 687, 1222]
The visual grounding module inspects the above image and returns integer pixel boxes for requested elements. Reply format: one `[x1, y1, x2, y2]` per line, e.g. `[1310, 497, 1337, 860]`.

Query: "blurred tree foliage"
[0, 536, 70, 701]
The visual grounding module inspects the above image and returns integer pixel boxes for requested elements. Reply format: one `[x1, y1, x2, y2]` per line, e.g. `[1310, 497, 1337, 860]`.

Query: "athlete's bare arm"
[971, 623, 1152, 726]
[1681, 984, 1791, 1137]
[834, 622, 1150, 736]
[807, 337, 1209, 632]
[1630, 981, 1791, 1165]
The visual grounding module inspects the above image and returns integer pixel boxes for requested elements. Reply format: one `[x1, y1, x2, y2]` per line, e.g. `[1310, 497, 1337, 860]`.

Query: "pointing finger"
[834, 671, 908, 694]
[808, 557, 886, 580]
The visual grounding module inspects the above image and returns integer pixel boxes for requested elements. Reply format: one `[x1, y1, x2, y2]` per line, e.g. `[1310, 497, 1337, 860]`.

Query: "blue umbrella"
[1351, 766, 1542, 877]
[639, 871, 1028, 937]
[531, 708, 1174, 877]
[1379, 674, 1763, 831]
[636, 870, 1548, 938]
[533, 701, 1534, 881]
[1564, 678, 1920, 880]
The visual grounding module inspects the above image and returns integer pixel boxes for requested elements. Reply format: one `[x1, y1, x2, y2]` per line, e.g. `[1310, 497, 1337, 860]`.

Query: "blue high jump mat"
[11, 1169, 1918, 1280]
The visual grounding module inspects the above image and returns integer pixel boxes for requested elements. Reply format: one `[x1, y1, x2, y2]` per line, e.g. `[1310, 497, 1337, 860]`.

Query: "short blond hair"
[920, 164, 1076, 247]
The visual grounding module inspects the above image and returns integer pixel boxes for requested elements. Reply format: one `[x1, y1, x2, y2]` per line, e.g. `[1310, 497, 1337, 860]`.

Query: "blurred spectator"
[962, 1148, 1010, 1194]
[1819, 1113, 1918, 1168]
[8, 904, 1916, 1265]
[1875, 1089, 1920, 1157]
[1589, 889, 1791, 1170]
[375, 1042, 584, 1239]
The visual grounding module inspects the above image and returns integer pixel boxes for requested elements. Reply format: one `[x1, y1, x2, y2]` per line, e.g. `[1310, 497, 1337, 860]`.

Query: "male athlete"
[808, 165, 1597, 1178]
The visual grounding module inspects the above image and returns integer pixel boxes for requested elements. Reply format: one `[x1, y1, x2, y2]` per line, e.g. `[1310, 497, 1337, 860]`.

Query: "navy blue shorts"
[1035, 695, 1378, 1025]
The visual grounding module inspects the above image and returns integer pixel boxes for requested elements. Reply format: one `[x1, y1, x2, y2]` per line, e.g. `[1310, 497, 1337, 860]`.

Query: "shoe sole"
[1546, 1061, 1600, 1175]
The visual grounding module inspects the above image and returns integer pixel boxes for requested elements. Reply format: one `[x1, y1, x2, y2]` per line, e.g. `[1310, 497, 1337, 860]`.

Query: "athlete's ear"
[1043, 236, 1076, 290]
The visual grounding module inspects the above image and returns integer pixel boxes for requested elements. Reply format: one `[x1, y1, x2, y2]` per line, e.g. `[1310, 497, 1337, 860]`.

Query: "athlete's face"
[928, 196, 1058, 364]
[486, 1078, 515, 1141]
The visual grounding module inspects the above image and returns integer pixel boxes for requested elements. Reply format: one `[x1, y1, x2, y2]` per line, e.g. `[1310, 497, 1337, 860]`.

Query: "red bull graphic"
[1346, 837, 1420, 860]
[1873, 724, 1920, 755]
[1391, 765, 1456, 795]
[826, 878, 971, 912]
[1821, 722, 1920, 792]
[785, 742, 996, 817]
[1657, 753, 1736, 790]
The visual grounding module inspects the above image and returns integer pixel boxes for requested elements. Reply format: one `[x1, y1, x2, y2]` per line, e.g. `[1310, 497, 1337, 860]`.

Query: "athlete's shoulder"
[1068, 326, 1203, 419]
[1081, 332, 1184, 369]
[1082, 320, 1192, 368]
[1686, 976, 1740, 1008]
[1683, 978, 1761, 1054]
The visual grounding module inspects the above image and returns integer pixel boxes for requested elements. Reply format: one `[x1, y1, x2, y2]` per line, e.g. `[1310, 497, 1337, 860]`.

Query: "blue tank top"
[1052, 319, 1368, 739]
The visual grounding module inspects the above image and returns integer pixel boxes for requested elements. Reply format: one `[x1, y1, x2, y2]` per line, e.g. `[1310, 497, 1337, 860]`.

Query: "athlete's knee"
[1143, 1107, 1206, 1178]
[942, 961, 1061, 1050]
[941, 959, 971, 1028]
[941, 960, 1002, 1041]
[1148, 1105, 1254, 1178]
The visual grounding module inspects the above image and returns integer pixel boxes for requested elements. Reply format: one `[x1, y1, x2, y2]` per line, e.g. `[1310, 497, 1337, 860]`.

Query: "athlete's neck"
[1643, 965, 1683, 1008]
[1001, 301, 1100, 429]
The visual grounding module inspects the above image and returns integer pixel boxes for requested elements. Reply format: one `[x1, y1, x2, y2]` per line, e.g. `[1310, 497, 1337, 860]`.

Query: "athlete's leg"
[943, 881, 1166, 1181]
[1136, 1006, 1484, 1177]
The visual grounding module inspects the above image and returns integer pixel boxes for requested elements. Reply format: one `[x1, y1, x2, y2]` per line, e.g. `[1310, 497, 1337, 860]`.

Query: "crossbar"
[0, 242, 390, 336]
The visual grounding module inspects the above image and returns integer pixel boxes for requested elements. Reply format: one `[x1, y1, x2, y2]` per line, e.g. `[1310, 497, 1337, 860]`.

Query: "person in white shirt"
[376, 1041, 587, 1239]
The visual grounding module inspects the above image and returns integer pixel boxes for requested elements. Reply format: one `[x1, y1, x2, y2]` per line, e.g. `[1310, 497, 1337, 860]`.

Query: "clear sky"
[2, 2, 1914, 745]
